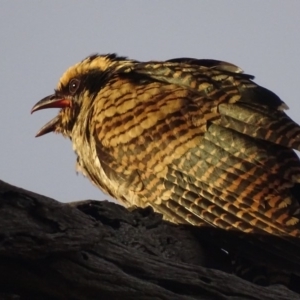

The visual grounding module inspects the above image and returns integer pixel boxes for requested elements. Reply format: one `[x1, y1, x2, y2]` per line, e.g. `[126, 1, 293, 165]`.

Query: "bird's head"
[31, 53, 130, 138]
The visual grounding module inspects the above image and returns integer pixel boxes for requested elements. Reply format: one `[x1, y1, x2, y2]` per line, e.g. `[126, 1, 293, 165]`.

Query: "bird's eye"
[69, 79, 80, 94]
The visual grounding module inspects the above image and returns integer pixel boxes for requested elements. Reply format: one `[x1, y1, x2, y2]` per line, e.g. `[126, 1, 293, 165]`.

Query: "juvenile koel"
[32, 54, 300, 238]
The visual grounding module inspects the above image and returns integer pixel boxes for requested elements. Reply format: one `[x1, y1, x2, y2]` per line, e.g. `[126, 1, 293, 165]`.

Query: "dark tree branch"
[0, 179, 298, 300]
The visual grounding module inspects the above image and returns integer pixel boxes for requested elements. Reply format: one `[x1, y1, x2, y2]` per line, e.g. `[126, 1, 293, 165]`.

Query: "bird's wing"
[91, 59, 300, 238]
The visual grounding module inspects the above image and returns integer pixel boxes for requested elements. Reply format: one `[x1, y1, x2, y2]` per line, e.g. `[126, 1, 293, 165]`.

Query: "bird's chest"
[71, 119, 118, 198]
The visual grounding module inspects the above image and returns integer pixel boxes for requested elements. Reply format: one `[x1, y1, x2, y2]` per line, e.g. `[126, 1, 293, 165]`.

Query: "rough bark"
[0, 179, 298, 300]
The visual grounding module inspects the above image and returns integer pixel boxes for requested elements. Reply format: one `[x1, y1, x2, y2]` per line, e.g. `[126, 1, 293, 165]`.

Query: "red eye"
[69, 78, 80, 94]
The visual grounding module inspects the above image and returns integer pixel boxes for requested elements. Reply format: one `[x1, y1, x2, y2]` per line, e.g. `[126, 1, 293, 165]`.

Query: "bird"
[31, 54, 300, 281]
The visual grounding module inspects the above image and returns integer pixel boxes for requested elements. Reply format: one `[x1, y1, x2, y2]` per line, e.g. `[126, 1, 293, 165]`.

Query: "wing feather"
[92, 60, 300, 239]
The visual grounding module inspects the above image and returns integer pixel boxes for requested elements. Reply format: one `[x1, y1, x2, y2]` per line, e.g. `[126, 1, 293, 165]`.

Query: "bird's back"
[68, 57, 300, 239]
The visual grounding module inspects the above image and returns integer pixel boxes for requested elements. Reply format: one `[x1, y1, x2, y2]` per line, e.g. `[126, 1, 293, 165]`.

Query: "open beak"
[31, 94, 71, 137]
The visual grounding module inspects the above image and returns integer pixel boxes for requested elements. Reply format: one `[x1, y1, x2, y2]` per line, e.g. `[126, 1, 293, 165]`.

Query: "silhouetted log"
[0, 179, 298, 300]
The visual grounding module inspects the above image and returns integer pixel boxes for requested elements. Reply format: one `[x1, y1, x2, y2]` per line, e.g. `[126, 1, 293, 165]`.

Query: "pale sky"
[1, 1, 299, 203]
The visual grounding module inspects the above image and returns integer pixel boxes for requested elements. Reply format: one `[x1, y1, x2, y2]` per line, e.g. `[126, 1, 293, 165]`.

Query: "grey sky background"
[1, 1, 299, 203]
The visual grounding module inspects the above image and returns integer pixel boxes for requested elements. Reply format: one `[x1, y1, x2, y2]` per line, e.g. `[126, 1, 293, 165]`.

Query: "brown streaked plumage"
[31, 54, 300, 282]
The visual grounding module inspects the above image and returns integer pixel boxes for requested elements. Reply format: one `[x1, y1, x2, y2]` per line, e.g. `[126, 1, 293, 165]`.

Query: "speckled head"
[31, 53, 131, 137]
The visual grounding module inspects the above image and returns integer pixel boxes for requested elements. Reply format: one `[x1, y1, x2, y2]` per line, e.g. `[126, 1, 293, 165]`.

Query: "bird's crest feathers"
[57, 54, 132, 90]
